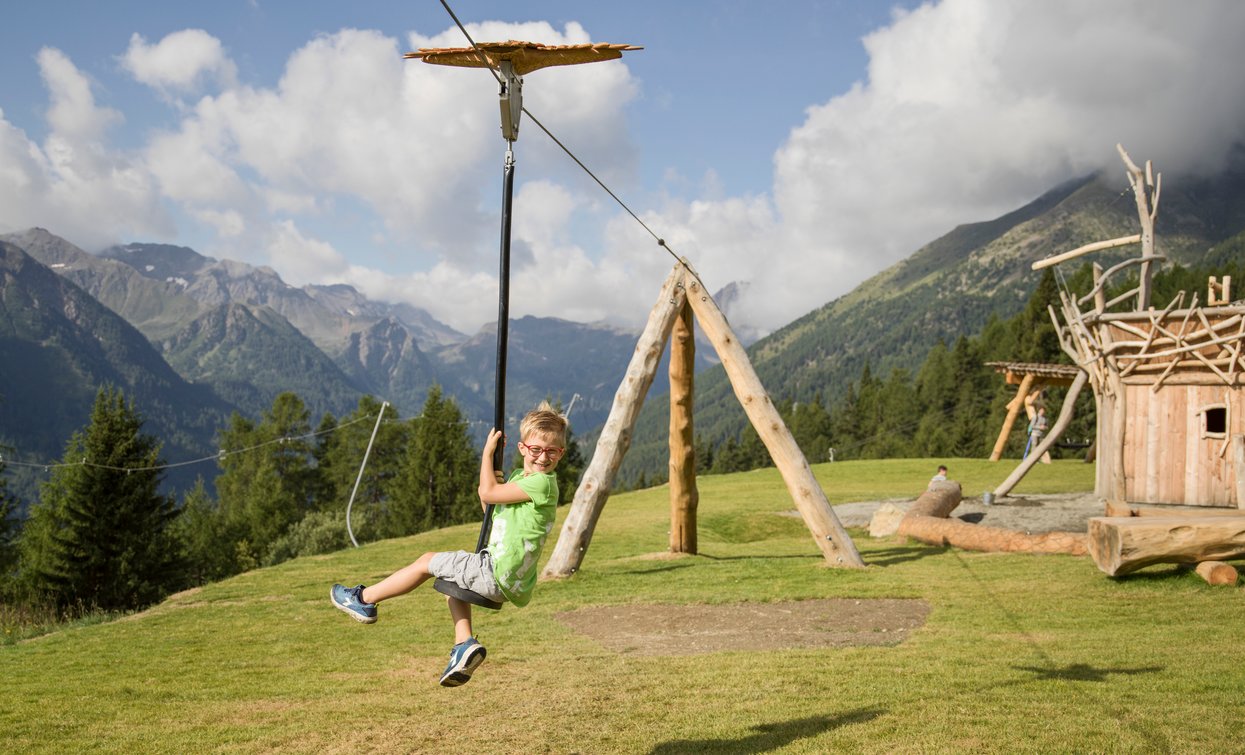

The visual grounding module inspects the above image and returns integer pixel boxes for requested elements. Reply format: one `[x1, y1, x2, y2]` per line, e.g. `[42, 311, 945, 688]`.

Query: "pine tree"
[314, 396, 408, 525]
[388, 387, 477, 537]
[0, 444, 20, 585]
[215, 392, 315, 564]
[16, 387, 182, 611]
[170, 478, 236, 586]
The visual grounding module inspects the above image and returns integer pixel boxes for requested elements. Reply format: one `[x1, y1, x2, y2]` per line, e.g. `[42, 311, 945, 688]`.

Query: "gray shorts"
[429, 550, 505, 603]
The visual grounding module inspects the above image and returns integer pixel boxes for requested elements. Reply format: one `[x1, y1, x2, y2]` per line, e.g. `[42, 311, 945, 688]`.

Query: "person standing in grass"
[929, 464, 948, 487]
[331, 402, 566, 687]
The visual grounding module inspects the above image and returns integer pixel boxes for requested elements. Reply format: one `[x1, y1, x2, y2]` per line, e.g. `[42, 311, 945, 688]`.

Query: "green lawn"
[5, 459, 1243, 753]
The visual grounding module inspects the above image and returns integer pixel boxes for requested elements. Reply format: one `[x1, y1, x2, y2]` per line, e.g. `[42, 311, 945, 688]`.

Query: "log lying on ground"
[897, 481, 1088, 556]
[1104, 501, 1245, 518]
[1087, 516, 1245, 576]
[1195, 561, 1239, 586]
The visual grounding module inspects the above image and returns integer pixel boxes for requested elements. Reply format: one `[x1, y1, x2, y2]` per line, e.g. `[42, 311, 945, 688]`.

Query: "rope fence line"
[0, 408, 500, 477]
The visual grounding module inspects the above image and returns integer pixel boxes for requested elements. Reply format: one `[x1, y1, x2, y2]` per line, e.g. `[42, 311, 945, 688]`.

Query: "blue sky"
[3, 1, 1244, 334]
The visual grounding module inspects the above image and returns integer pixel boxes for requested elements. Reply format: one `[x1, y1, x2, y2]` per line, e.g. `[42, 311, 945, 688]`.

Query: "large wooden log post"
[1087, 516, 1245, 576]
[990, 373, 1035, 461]
[542, 265, 687, 578]
[994, 370, 1088, 498]
[683, 275, 865, 568]
[669, 299, 698, 554]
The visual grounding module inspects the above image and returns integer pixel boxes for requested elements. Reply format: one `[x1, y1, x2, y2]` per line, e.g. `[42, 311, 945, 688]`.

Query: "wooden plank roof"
[405, 41, 642, 75]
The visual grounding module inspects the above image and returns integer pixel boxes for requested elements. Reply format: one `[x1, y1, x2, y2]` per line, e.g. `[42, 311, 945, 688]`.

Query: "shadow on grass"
[1012, 663, 1164, 682]
[864, 544, 950, 567]
[647, 707, 886, 754]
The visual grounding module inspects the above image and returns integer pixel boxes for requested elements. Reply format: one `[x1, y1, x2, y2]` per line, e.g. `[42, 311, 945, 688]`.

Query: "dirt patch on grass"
[555, 598, 930, 656]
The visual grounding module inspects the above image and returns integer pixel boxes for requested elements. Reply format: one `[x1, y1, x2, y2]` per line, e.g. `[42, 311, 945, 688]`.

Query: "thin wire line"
[521, 107, 683, 268]
[1, 409, 501, 475]
[438, 0, 501, 86]
[1, 413, 380, 474]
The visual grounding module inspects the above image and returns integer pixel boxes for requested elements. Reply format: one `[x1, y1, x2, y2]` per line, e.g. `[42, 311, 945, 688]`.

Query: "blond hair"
[519, 400, 568, 444]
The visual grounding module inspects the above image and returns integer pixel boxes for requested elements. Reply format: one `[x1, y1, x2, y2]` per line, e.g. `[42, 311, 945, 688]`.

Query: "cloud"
[0, 49, 173, 247]
[704, 0, 1245, 330]
[121, 29, 238, 95]
[5, 3, 1245, 339]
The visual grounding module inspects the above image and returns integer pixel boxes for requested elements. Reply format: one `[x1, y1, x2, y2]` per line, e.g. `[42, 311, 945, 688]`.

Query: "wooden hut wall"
[1119, 383, 1240, 506]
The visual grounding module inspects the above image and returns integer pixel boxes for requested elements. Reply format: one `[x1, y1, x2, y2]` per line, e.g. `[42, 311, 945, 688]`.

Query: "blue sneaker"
[439, 638, 486, 687]
[331, 583, 377, 624]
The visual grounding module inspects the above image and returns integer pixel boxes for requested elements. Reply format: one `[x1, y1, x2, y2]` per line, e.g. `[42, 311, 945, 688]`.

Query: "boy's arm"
[477, 428, 532, 507]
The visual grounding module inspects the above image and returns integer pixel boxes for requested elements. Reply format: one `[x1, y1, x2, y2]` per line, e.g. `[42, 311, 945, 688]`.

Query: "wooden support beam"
[669, 300, 698, 554]
[683, 275, 865, 568]
[995, 370, 1088, 497]
[542, 265, 687, 579]
[990, 373, 1035, 461]
[1031, 234, 1140, 271]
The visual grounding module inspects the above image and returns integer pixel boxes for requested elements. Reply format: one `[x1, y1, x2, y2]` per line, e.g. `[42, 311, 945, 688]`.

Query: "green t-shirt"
[487, 470, 558, 607]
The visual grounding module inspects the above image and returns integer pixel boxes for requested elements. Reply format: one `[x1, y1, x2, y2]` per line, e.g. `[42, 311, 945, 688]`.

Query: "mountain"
[0, 241, 234, 506]
[432, 315, 716, 435]
[101, 242, 464, 352]
[616, 165, 1245, 485]
[161, 301, 363, 419]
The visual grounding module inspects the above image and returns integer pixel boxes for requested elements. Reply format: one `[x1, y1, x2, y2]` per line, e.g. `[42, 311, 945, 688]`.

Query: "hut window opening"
[1201, 405, 1227, 439]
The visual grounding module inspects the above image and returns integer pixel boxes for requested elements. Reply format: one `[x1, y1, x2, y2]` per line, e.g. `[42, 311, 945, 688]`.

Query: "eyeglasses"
[520, 442, 564, 460]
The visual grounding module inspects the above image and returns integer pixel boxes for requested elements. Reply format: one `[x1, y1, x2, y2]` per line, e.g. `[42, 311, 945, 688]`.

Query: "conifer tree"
[16, 387, 182, 611]
[0, 445, 19, 583]
[388, 387, 477, 537]
[314, 396, 408, 520]
[215, 392, 315, 564]
[170, 478, 236, 586]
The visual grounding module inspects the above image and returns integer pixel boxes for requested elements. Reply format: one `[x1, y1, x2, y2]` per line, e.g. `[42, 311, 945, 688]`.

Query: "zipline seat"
[433, 578, 503, 610]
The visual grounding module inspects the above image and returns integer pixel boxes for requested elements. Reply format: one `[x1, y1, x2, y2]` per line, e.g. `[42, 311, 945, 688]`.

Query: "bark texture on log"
[909, 482, 963, 517]
[899, 517, 1088, 555]
[897, 480, 1087, 556]
[542, 266, 686, 579]
[684, 276, 864, 568]
[1087, 516, 1245, 576]
[669, 301, 697, 554]
[1195, 561, 1239, 586]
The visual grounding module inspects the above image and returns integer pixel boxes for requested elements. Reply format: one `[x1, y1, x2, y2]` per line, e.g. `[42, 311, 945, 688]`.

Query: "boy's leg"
[440, 598, 486, 687]
[447, 596, 473, 644]
[361, 551, 436, 605]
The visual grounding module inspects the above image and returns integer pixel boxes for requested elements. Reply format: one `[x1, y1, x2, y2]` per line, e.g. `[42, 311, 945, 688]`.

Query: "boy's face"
[519, 430, 565, 475]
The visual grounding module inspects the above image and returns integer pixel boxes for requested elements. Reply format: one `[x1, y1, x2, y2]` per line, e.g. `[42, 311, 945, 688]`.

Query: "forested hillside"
[615, 166, 1245, 487]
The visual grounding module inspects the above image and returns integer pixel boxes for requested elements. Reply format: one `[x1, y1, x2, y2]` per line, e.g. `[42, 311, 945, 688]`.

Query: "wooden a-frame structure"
[541, 261, 865, 578]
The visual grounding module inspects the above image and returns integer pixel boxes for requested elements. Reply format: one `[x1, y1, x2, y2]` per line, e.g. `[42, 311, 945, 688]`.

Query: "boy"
[331, 402, 567, 687]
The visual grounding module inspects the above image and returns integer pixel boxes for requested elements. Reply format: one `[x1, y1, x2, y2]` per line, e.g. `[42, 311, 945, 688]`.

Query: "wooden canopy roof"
[986, 361, 1081, 386]
[405, 40, 642, 75]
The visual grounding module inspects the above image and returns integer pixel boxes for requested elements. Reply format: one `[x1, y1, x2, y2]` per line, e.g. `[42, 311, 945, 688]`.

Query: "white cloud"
[5, 3, 1245, 339]
[0, 50, 173, 247]
[719, 0, 1245, 330]
[121, 30, 237, 95]
[265, 220, 349, 285]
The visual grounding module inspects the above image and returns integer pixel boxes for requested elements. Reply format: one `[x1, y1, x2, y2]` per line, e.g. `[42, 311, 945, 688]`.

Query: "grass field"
[4, 459, 1243, 753]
